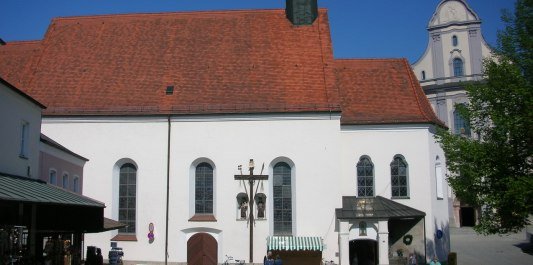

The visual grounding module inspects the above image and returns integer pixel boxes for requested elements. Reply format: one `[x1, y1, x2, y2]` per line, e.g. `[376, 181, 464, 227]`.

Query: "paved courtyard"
[450, 227, 533, 265]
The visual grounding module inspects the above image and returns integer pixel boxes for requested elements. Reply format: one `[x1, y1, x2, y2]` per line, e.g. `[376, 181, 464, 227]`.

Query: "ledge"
[392, 196, 410, 200]
[189, 214, 217, 222]
[111, 234, 137, 241]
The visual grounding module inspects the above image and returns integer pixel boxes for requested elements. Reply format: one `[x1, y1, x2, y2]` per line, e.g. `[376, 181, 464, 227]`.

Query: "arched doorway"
[187, 233, 217, 265]
[349, 239, 378, 265]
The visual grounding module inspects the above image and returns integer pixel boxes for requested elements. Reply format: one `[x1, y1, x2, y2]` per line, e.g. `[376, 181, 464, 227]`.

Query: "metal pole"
[249, 176, 254, 264]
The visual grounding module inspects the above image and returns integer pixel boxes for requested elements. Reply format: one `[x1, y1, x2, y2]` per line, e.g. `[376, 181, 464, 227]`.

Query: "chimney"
[286, 0, 318, 26]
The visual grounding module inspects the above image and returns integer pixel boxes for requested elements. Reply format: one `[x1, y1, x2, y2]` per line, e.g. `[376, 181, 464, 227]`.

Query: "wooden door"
[187, 233, 218, 265]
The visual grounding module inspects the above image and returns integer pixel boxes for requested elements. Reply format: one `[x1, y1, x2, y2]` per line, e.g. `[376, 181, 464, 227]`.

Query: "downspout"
[424, 217, 427, 264]
[165, 115, 171, 265]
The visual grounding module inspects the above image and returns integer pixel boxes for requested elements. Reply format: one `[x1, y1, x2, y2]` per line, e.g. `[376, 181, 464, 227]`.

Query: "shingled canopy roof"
[335, 196, 426, 220]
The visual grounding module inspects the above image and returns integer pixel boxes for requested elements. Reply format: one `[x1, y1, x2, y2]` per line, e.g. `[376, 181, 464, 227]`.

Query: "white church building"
[412, 0, 494, 229]
[0, 1, 450, 264]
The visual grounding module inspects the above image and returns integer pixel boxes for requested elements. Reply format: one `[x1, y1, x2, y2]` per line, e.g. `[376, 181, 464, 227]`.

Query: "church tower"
[413, 0, 493, 228]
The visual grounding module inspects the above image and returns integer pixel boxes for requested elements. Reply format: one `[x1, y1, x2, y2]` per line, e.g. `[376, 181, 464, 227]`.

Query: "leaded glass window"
[195, 163, 213, 214]
[453, 58, 464, 77]
[357, 156, 374, 197]
[453, 105, 471, 136]
[119, 163, 136, 234]
[452, 35, 458, 46]
[273, 162, 292, 235]
[391, 156, 409, 198]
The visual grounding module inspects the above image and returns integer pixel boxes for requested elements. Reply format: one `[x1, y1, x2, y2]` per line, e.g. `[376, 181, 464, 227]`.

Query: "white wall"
[41, 115, 448, 264]
[41, 114, 342, 263]
[0, 82, 42, 178]
[340, 124, 450, 261]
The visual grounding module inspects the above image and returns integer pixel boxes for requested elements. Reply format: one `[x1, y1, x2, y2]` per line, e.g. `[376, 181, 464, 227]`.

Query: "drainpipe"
[424, 217, 427, 264]
[165, 115, 171, 264]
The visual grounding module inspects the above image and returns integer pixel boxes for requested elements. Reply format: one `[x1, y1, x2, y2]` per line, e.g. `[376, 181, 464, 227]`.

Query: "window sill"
[19, 155, 28, 160]
[392, 197, 410, 200]
[111, 234, 137, 241]
[189, 214, 217, 222]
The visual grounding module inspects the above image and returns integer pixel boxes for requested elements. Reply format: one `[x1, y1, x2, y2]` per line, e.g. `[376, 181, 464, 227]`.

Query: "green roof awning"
[0, 173, 104, 207]
[267, 236, 324, 251]
[0, 173, 105, 232]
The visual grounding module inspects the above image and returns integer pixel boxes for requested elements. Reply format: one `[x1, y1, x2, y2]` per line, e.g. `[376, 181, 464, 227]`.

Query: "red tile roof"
[0, 8, 442, 126]
[335, 59, 443, 126]
[0, 41, 42, 88]
[0, 9, 339, 116]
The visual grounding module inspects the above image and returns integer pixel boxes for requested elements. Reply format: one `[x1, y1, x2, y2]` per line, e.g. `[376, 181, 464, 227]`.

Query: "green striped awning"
[267, 236, 324, 251]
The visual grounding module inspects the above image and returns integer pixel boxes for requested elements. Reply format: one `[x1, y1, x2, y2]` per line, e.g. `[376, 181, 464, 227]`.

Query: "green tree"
[437, 0, 533, 234]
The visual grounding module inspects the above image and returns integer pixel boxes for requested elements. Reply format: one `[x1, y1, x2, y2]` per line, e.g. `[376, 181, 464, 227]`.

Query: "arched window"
[421, 70, 426, 80]
[357, 156, 374, 197]
[73, 176, 79, 193]
[453, 58, 464, 77]
[452, 35, 458, 46]
[119, 163, 137, 234]
[273, 162, 292, 235]
[49, 169, 57, 185]
[62, 174, 69, 189]
[391, 155, 409, 198]
[195, 163, 213, 214]
[453, 104, 471, 136]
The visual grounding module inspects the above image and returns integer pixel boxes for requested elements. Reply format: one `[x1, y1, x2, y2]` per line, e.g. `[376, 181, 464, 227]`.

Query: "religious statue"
[240, 201, 248, 219]
[257, 202, 265, 218]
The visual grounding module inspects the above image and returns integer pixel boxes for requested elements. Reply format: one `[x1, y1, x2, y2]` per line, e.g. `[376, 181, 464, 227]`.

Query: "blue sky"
[0, 0, 515, 63]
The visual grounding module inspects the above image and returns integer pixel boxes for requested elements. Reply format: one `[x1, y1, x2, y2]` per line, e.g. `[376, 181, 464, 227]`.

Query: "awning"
[0, 173, 104, 207]
[0, 173, 105, 232]
[335, 196, 425, 220]
[101, 218, 127, 232]
[267, 236, 324, 251]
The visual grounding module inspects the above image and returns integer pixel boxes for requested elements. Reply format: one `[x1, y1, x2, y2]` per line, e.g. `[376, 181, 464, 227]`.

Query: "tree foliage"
[436, 0, 533, 234]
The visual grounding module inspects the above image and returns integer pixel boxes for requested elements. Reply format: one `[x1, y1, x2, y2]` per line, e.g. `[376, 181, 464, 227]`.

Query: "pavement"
[450, 227, 533, 265]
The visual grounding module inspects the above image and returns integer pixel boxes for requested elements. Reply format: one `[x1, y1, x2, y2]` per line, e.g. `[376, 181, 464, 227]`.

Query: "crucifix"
[234, 159, 268, 264]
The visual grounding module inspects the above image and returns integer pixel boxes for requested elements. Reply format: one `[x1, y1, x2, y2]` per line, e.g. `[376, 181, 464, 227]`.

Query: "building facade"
[412, 0, 493, 228]
[0, 77, 44, 178]
[0, 1, 450, 264]
[39, 134, 88, 194]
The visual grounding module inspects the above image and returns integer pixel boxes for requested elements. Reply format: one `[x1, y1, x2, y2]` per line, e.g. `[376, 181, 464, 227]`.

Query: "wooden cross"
[234, 159, 268, 264]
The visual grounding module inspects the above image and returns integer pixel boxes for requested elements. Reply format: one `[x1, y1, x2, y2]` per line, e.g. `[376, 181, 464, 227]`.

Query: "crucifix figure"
[234, 159, 268, 264]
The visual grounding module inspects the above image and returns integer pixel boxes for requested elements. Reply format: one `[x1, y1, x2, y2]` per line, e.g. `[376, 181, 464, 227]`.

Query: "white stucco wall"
[41, 114, 343, 263]
[340, 124, 450, 262]
[41, 115, 448, 264]
[0, 82, 42, 178]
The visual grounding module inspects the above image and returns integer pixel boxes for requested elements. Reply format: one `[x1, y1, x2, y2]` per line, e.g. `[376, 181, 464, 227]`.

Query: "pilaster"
[378, 220, 389, 265]
[339, 221, 350, 265]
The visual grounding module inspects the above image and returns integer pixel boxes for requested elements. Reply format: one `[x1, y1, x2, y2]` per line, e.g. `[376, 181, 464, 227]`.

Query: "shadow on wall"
[425, 219, 450, 263]
[388, 218, 425, 264]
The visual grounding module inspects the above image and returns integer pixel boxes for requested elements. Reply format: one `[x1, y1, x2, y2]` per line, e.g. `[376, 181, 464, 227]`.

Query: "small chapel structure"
[0, 0, 451, 264]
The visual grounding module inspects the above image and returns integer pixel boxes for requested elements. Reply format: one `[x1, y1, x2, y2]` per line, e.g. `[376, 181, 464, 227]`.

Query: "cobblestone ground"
[450, 227, 533, 265]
